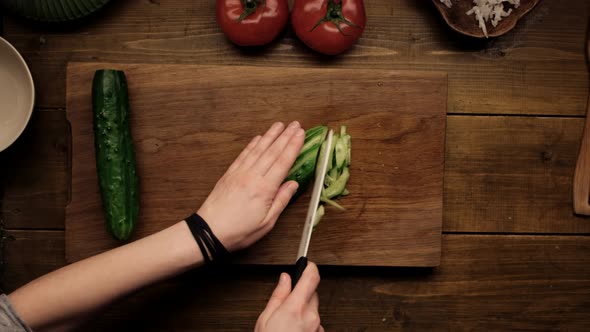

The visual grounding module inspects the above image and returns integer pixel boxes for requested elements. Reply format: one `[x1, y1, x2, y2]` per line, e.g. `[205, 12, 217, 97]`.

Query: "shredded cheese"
[439, 0, 521, 37]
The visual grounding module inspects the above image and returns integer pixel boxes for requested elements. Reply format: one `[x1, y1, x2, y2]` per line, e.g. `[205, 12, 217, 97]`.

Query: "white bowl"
[0, 36, 35, 152]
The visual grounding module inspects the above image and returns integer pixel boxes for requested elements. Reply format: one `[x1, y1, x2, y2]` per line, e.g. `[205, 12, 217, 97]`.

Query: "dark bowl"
[432, 0, 541, 38]
[1, 0, 112, 23]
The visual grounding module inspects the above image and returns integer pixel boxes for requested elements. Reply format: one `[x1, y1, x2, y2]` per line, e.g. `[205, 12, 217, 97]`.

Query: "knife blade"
[291, 129, 334, 288]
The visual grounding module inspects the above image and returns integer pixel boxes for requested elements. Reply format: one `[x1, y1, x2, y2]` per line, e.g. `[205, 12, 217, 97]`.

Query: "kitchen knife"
[291, 129, 334, 289]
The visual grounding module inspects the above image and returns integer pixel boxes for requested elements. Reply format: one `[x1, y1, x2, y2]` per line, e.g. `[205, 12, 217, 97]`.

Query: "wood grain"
[432, 0, 541, 38]
[1, 230, 66, 292]
[573, 102, 590, 215]
[445, 116, 590, 233]
[65, 63, 447, 266]
[0, 110, 69, 229]
[3, 0, 588, 116]
[4, 114, 588, 233]
[4, 231, 590, 330]
[2, 1, 590, 330]
[573, 34, 590, 216]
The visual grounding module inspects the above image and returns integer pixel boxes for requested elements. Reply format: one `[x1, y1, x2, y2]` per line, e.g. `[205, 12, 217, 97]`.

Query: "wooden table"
[1, 0, 589, 330]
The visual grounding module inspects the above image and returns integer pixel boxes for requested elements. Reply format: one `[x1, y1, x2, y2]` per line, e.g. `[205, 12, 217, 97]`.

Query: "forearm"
[6, 122, 304, 332]
[8, 220, 202, 331]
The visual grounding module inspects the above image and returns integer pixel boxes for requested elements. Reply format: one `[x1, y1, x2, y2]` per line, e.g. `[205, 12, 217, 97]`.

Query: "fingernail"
[273, 122, 284, 130]
[288, 121, 300, 129]
[295, 128, 304, 136]
[290, 181, 299, 191]
[279, 273, 288, 284]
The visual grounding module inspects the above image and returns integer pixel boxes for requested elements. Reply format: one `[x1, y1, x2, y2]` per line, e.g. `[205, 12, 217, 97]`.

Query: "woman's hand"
[256, 263, 323, 332]
[198, 121, 305, 252]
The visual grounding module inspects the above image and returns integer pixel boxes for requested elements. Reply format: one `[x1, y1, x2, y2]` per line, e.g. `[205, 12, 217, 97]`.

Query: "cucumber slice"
[339, 133, 351, 167]
[326, 137, 335, 172]
[325, 167, 350, 198]
[328, 167, 338, 181]
[324, 174, 335, 187]
[335, 136, 346, 170]
[313, 205, 325, 227]
[331, 133, 340, 169]
[347, 144, 351, 166]
[315, 139, 329, 179]
[321, 196, 346, 211]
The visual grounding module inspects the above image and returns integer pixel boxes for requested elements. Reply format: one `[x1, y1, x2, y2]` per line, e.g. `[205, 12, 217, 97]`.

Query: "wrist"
[196, 206, 240, 253]
[163, 221, 206, 270]
[184, 213, 229, 263]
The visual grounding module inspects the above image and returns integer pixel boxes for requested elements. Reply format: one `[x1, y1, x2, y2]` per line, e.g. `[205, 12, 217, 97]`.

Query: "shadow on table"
[85, 264, 435, 330]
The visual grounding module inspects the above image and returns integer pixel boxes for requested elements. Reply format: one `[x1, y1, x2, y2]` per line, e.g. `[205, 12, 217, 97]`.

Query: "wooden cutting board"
[66, 63, 447, 266]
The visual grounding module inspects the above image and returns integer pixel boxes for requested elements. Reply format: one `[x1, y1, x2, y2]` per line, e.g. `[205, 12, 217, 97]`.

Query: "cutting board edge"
[65, 62, 447, 267]
[66, 61, 450, 81]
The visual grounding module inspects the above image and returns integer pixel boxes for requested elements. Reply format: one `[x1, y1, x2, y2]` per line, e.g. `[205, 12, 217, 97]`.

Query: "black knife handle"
[291, 256, 308, 289]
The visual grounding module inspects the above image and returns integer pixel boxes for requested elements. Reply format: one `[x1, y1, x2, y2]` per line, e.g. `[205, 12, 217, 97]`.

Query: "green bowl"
[2, 0, 111, 23]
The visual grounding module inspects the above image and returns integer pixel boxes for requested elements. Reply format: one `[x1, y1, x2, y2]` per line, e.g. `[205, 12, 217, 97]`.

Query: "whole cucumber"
[92, 69, 139, 241]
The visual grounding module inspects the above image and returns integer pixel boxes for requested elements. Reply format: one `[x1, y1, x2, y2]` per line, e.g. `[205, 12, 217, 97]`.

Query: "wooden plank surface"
[444, 116, 590, 233]
[3, 0, 588, 116]
[66, 63, 447, 266]
[1, 230, 66, 291]
[0, 110, 69, 229]
[3, 230, 590, 330]
[4, 113, 587, 234]
[2, 0, 590, 330]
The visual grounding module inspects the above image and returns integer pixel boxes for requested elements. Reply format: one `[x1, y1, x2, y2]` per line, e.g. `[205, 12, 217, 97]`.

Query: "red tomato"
[216, 0, 289, 46]
[291, 0, 366, 55]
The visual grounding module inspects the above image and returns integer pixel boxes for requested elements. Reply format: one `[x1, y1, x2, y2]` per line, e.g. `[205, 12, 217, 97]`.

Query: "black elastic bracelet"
[187, 220, 211, 264]
[185, 213, 229, 263]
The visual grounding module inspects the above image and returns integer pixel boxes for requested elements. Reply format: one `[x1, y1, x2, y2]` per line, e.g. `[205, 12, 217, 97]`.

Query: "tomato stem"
[310, 0, 359, 35]
[237, 0, 265, 22]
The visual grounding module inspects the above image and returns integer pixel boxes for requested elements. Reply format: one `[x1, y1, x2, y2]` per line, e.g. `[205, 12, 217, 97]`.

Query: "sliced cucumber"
[285, 125, 328, 196]
[324, 174, 335, 187]
[325, 167, 350, 199]
[340, 134, 351, 166]
[331, 133, 340, 169]
[321, 196, 346, 211]
[335, 136, 347, 170]
[347, 144, 351, 166]
[315, 139, 329, 179]
[339, 125, 351, 168]
[301, 126, 328, 155]
[326, 136, 335, 172]
[328, 167, 338, 182]
[313, 205, 325, 227]
[305, 125, 326, 140]
[286, 124, 351, 229]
